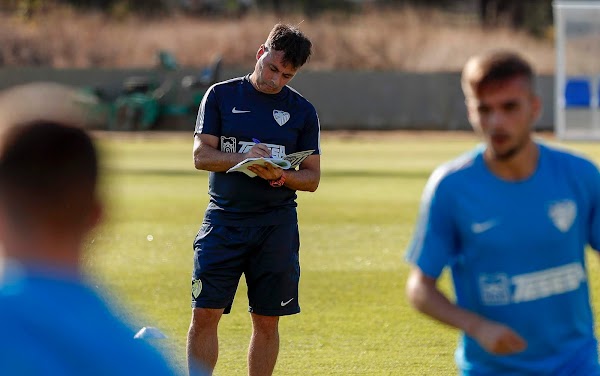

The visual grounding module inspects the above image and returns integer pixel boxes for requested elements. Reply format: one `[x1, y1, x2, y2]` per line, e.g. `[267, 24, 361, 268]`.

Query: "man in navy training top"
[188, 23, 320, 376]
[405, 50, 600, 375]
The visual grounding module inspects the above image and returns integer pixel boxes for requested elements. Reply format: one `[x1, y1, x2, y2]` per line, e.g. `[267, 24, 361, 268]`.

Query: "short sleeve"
[587, 162, 600, 251]
[405, 166, 458, 278]
[296, 105, 321, 155]
[194, 85, 221, 137]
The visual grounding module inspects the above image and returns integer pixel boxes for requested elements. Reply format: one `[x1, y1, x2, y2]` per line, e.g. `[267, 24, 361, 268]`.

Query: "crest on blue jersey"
[221, 136, 237, 153]
[273, 110, 290, 126]
[548, 200, 576, 233]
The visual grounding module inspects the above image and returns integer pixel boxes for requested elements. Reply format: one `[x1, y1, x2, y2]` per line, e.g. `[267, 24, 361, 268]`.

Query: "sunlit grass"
[83, 132, 600, 375]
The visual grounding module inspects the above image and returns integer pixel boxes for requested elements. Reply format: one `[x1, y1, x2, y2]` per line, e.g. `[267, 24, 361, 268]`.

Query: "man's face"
[253, 45, 298, 94]
[466, 76, 541, 161]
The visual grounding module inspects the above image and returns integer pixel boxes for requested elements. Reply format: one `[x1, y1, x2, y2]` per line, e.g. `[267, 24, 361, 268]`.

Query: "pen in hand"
[252, 138, 271, 158]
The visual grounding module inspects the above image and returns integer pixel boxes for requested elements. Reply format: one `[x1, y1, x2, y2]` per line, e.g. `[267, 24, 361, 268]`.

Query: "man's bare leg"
[187, 308, 224, 375]
[248, 313, 280, 376]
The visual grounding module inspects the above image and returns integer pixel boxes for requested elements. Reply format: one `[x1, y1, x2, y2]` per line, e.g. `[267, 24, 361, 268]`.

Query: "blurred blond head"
[0, 82, 101, 134]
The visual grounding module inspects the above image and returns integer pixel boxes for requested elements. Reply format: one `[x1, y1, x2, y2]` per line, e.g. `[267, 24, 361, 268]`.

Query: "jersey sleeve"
[297, 105, 321, 155]
[194, 85, 221, 137]
[586, 161, 600, 251]
[405, 166, 458, 279]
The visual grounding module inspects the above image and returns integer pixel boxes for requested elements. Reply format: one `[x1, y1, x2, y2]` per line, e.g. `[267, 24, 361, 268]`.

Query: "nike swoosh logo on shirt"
[280, 298, 294, 307]
[471, 220, 498, 234]
[232, 107, 251, 114]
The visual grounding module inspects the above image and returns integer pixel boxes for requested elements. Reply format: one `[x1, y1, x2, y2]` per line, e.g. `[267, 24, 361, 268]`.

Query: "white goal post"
[553, 1, 600, 140]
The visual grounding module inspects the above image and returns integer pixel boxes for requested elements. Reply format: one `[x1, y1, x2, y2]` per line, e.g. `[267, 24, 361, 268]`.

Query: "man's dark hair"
[265, 23, 312, 69]
[0, 121, 98, 231]
[462, 50, 536, 98]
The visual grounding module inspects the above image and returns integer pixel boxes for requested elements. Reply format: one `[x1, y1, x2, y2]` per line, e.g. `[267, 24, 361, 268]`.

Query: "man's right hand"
[246, 142, 271, 159]
[471, 319, 527, 355]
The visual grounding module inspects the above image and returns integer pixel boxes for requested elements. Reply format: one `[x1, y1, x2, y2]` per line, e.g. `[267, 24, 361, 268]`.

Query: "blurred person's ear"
[465, 98, 480, 131]
[0, 202, 7, 244]
[86, 199, 104, 232]
[530, 94, 542, 127]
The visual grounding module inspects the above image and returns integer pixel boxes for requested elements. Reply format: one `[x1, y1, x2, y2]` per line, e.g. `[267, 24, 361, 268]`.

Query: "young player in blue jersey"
[405, 50, 600, 375]
[187, 23, 320, 376]
[0, 121, 179, 375]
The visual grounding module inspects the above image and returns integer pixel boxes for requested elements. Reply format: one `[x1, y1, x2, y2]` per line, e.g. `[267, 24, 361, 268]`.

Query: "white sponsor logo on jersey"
[548, 199, 577, 233]
[238, 141, 286, 158]
[479, 262, 586, 306]
[479, 274, 511, 305]
[221, 136, 237, 153]
[273, 110, 290, 126]
[512, 263, 585, 303]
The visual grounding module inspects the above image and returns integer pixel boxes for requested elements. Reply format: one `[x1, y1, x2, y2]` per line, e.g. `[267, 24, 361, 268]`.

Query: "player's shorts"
[191, 222, 300, 316]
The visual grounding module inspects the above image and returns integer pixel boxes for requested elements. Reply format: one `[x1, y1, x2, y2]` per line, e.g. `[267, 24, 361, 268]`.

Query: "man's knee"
[189, 308, 223, 332]
[251, 314, 279, 335]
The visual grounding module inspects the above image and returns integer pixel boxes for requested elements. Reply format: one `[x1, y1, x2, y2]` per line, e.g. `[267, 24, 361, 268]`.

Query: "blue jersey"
[406, 143, 600, 375]
[0, 262, 179, 376]
[195, 75, 321, 226]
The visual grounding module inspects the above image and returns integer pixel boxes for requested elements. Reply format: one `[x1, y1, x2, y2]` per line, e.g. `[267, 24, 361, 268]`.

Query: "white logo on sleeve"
[273, 110, 290, 126]
[548, 200, 576, 232]
[479, 262, 586, 306]
[232, 107, 251, 114]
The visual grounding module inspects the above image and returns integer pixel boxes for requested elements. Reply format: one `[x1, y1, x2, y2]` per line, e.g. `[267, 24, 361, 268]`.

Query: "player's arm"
[286, 154, 320, 192]
[247, 154, 320, 192]
[406, 267, 527, 355]
[193, 134, 270, 172]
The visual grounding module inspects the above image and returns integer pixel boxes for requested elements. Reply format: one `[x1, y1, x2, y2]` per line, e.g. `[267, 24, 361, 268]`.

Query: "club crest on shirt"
[220, 136, 237, 153]
[548, 199, 576, 233]
[192, 279, 202, 299]
[273, 110, 290, 126]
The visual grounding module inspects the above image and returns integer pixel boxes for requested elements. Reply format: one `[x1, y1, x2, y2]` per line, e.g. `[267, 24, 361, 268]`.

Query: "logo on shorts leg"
[192, 279, 202, 299]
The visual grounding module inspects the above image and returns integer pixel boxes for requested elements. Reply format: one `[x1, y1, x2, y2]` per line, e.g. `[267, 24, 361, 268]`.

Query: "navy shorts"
[191, 222, 300, 316]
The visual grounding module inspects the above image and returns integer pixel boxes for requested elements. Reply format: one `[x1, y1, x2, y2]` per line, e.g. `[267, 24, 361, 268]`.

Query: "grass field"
[83, 131, 600, 375]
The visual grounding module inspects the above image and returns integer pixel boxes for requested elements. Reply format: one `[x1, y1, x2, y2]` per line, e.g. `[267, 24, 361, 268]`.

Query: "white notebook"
[227, 150, 315, 177]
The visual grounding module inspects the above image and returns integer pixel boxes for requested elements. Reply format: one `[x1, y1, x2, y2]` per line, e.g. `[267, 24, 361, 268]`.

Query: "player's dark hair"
[0, 121, 98, 231]
[265, 23, 312, 69]
[462, 50, 535, 97]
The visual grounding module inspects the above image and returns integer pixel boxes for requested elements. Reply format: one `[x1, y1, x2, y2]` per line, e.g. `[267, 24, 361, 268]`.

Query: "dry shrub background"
[0, 6, 555, 73]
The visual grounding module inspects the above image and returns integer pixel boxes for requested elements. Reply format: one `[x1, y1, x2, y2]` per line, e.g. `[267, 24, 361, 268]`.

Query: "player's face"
[252, 45, 298, 94]
[466, 77, 541, 161]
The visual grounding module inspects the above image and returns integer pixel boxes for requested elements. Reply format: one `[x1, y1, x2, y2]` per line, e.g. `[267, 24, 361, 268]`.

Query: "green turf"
[83, 132, 600, 375]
